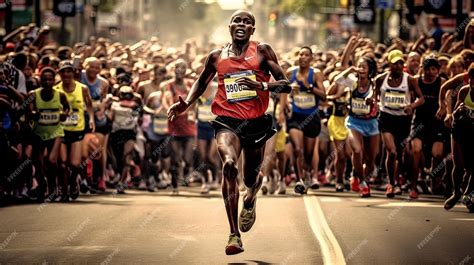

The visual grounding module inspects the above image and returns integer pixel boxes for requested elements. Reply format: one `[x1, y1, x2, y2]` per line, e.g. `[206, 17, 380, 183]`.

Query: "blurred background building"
[0, 0, 473, 50]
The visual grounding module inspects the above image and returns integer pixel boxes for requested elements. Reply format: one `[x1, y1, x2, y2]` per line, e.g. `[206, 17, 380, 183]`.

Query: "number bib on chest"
[39, 110, 60, 125]
[153, 116, 168, 135]
[293, 93, 316, 109]
[384, 91, 406, 109]
[351, 98, 370, 115]
[224, 71, 258, 103]
[63, 110, 79, 127]
[198, 105, 215, 122]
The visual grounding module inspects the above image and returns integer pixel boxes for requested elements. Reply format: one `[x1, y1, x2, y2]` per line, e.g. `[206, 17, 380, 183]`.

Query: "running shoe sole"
[225, 244, 244, 255]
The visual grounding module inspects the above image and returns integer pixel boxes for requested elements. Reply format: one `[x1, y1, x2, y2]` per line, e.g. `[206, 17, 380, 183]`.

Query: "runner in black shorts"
[55, 61, 95, 201]
[28, 67, 70, 202]
[281, 46, 326, 194]
[375, 50, 424, 198]
[167, 10, 291, 255]
[410, 56, 447, 199]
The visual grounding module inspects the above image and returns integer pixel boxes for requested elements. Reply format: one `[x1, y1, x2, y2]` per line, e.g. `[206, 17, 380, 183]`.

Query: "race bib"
[293, 93, 316, 109]
[38, 110, 60, 125]
[198, 105, 215, 122]
[63, 110, 79, 127]
[224, 70, 258, 103]
[351, 98, 370, 115]
[384, 91, 406, 109]
[153, 116, 168, 135]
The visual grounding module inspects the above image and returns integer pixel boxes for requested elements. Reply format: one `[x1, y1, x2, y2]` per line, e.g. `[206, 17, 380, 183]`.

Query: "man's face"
[154, 69, 166, 82]
[59, 68, 74, 83]
[41, 72, 55, 89]
[175, 63, 187, 79]
[23, 65, 33, 78]
[86, 60, 101, 77]
[0, 70, 6, 83]
[298, 48, 312, 68]
[407, 55, 420, 74]
[424, 66, 439, 80]
[390, 60, 404, 74]
[229, 12, 255, 43]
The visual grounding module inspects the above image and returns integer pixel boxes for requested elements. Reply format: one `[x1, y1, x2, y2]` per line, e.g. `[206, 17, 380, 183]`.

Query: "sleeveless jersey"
[147, 92, 168, 138]
[212, 41, 271, 120]
[34, 88, 65, 140]
[55, 81, 85, 131]
[349, 83, 378, 120]
[81, 71, 103, 102]
[168, 82, 196, 137]
[414, 76, 441, 120]
[290, 67, 318, 115]
[379, 72, 411, 116]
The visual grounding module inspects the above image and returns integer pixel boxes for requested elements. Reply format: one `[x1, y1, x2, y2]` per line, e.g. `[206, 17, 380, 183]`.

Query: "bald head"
[406, 52, 421, 75]
[230, 10, 255, 26]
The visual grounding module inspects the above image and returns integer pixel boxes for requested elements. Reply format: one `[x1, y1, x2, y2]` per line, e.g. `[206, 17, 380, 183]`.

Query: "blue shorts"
[197, 121, 215, 141]
[346, 116, 379, 137]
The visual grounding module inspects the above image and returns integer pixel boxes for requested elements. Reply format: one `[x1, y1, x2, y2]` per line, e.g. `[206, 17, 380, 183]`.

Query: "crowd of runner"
[0, 19, 473, 213]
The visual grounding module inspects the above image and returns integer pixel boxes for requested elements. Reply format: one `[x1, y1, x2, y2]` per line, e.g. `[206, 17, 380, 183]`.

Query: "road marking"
[377, 202, 442, 208]
[353, 199, 385, 203]
[304, 196, 346, 265]
[319, 197, 342, 202]
[450, 218, 474, 221]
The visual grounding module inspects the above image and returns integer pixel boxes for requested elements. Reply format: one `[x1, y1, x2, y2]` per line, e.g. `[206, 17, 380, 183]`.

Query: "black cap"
[423, 58, 440, 69]
[58, 60, 74, 72]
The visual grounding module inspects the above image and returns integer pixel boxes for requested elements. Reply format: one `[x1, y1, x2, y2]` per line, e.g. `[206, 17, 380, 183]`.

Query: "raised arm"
[340, 36, 358, 69]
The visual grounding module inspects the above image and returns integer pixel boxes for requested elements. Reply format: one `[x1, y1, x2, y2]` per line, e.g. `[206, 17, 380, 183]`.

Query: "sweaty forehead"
[230, 11, 255, 25]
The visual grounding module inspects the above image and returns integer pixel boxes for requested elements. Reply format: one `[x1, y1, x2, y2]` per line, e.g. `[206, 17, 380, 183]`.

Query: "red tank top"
[212, 41, 271, 120]
[167, 80, 197, 137]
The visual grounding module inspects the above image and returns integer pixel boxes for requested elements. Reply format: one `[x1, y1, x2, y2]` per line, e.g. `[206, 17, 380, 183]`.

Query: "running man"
[167, 10, 291, 255]
[375, 50, 424, 198]
[410, 56, 447, 199]
[281, 46, 327, 194]
[163, 59, 196, 194]
[80, 57, 110, 192]
[28, 67, 70, 201]
[55, 61, 95, 201]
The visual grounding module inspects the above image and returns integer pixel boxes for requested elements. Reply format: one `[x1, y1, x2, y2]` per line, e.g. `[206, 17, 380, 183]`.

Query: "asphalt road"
[0, 186, 472, 265]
